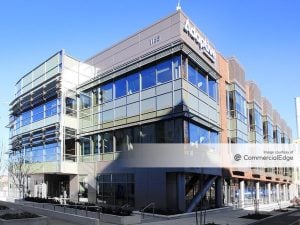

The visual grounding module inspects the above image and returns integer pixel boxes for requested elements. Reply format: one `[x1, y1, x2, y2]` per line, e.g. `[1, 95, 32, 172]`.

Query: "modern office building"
[8, 9, 294, 212]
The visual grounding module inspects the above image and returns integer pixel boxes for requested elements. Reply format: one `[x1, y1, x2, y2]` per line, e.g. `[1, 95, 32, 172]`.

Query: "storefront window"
[79, 175, 88, 199]
[141, 124, 156, 143]
[103, 132, 113, 153]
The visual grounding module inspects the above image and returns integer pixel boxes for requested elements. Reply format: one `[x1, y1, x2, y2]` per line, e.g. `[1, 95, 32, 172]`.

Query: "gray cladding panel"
[87, 12, 182, 73]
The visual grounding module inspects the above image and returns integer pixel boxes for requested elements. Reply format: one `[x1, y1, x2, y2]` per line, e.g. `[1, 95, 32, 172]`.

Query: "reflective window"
[189, 122, 217, 144]
[80, 93, 91, 109]
[103, 132, 113, 153]
[254, 109, 263, 134]
[81, 137, 91, 155]
[210, 131, 219, 143]
[32, 105, 44, 122]
[141, 124, 156, 143]
[156, 59, 172, 84]
[45, 143, 58, 161]
[31, 145, 43, 163]
[156, 120, 174, 143]
[235, 91, 247, 123]
[22, 111, 31, 126]
[102, 83, 113, 102]
[141, 67, 156, 90]
[208, 77, 217, 100]
[173, 56, 181, 79]
[115, 129, 130, 152]
[65, 97, 77, 116]
[115, 77, 127, 98]
[188, 63, 207, 93]
[127, 73, 140, 94]
[93, 134, 101, 154]
[45, 99, 57, 117]
[79, 175, 88, 198]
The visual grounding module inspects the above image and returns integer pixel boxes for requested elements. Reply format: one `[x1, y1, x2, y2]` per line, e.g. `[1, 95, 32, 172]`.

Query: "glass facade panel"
[208, 77, 217, 100]
[141, 67, 156, 90]
[80, 93, 91, 109]
[81, 137, 91, 155]
[32, 105, 44, 122]
[188, 63, 207, 93]
[189, 122, 218, 144]
[115, 77, 127, 98]
[102, 83, 113, 102]
[45, 99, 57, 117]
[127, 73, 140, 94]
[141, 124, 156, 143]
[234, 91, 247, 123]
[173, 56, 181, 79]
[156, 59, 172, 84]
[21, 111, 31, 126]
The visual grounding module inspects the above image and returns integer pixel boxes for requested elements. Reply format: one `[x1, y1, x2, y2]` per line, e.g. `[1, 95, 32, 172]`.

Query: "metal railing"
[140, 202, 155, 219]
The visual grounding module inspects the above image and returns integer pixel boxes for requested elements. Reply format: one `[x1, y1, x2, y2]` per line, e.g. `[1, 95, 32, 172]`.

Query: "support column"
[283, 184, 287, 201]
[215, 177, 223, 208]
[267, 183, 271, 204]
[276, 184, 280, 201]
[239, 180, 245, 208]
[177, 173, 186, 212]
[255, 182, 260, 201]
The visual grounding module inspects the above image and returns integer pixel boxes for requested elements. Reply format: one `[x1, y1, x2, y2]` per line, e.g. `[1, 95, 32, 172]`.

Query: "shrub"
[0, 212, 39, 220]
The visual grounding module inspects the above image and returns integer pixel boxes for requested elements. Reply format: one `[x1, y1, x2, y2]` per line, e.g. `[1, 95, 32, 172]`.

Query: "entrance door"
[45, 174, 70, 198]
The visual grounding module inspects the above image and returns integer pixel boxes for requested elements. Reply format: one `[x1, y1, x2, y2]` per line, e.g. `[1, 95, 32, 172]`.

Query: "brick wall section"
[217, 53, 229, 144]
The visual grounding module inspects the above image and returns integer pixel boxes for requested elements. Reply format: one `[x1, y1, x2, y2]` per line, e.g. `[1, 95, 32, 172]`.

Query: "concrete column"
[283, 184, 287, 201]
[215, 177, 223, 208]
[255, 182, 260, 201]
[239, 180, 245, 208]
[177, 173, 186, 212]
[267, 183, 271, 204]
[276, 184, 280, 201]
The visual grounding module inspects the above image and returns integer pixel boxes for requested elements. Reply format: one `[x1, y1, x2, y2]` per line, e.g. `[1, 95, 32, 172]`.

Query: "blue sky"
[0, 0, 300, 145]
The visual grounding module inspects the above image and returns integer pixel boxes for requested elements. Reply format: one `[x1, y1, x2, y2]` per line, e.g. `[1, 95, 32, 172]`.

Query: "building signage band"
[183, 19, 217, 63]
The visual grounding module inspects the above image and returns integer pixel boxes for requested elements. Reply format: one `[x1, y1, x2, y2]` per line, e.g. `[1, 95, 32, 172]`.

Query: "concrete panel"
[115, 106, 126, 120]
[102, 101, 114, 111]
[141, 98, 156, 114]
[127, 102, 139, 117]
[141, 88, 155, 100]
[157, 93, 172, 110]
[127, 92, 139, 104]
[114, 97, 126, 107]
[156, 82, 172, 95]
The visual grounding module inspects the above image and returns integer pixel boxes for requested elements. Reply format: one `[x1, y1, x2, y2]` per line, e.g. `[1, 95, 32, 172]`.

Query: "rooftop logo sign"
[183, 20, 217, 63]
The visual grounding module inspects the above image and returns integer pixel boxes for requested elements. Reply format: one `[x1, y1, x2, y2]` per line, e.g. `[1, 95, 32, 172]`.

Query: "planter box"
[0, 216, 47, 225]
[101, 213, 141, 225]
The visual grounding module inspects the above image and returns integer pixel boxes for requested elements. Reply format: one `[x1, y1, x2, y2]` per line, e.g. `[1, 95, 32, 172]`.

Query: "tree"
[7, 150, 31, 199]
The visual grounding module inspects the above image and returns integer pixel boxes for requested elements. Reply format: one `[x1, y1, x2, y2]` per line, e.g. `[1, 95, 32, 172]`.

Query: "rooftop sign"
[183, 19, 217, 63]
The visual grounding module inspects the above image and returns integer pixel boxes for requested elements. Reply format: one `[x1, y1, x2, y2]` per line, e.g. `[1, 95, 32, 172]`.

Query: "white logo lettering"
[184, 20, 217, 63]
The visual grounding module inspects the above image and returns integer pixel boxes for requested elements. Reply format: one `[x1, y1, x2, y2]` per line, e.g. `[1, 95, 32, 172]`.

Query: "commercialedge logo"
[183, 20, 217, 63]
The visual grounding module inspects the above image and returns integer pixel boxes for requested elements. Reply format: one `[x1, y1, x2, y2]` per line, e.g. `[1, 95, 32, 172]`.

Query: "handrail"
[140, 202, 155, 219]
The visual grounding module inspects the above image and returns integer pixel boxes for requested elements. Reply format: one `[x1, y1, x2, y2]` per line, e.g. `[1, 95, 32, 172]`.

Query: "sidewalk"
[140, 201, 296, 225]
